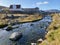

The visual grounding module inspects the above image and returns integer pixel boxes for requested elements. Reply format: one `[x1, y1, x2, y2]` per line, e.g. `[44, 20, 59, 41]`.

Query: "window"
[10, 5, 13, 9]
[16, 5, 20, 9]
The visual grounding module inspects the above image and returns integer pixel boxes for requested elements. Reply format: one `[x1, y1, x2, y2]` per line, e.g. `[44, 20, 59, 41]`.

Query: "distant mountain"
[0, 6, 9, 13]
[45, 9, 60, 13]
[0, 6, 8, 9]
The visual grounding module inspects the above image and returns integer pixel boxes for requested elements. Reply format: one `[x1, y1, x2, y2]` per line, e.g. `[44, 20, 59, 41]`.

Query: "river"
[0, 15, 52, 45]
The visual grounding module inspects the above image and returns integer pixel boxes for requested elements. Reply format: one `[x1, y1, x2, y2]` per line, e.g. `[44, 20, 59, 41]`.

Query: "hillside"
[38, 13, 60, 45]
[0, 6, 8, 9]
[0, 14, 42, 28]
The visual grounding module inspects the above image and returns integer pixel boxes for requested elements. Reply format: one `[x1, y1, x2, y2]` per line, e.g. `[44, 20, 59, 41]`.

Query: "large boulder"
[9, 32, 22, 41]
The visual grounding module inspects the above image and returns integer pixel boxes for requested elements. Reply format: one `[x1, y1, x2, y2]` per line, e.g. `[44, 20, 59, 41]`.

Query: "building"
[9, 5, 23, 11]
[9, 5, 40, 14]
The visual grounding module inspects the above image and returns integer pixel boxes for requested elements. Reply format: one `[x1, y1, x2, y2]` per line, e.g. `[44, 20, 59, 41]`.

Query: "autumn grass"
[0, 14, 42, 28]
[0, 14, 42, 22]
[0, 20, 8, 28]
[38, 13, 60, 45]
[47, 13, 60, 31]
[18, 14, 42, 22]
[40, 28, 60, 45]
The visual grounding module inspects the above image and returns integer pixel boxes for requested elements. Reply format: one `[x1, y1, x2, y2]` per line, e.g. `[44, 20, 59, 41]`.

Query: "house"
[9, 5, 40, 14]
[9, 5, 23, 11]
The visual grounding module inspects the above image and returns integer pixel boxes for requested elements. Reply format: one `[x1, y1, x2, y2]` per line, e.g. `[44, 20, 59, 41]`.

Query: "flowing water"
[0, 15, 52, 45]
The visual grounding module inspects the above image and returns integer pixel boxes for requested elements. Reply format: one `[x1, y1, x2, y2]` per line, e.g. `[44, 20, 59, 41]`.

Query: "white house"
[9, 5, 24, 11]
[9, 5, 40, 14]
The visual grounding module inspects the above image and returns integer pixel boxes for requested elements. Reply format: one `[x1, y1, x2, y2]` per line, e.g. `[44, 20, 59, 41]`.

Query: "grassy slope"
[19, 15, 42, 22]
[0, 14, 42, 24]
[38, 13, 60, 45]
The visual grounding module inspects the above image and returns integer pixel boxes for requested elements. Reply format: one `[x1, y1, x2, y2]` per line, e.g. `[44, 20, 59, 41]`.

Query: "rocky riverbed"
[0, 15, 52, 45]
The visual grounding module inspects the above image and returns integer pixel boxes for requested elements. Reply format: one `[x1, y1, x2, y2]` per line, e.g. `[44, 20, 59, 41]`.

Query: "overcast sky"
[0, 0, 60, 10]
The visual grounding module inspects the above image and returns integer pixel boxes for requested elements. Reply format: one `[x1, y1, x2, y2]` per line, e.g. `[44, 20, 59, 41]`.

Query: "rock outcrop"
[9, 32, 22, 41]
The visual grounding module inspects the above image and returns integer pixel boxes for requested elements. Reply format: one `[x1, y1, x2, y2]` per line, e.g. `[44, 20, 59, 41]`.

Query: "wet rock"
[6, 26, 13, 31]
[30, 24, 34, 26]
[31, 43, 37, 45]
[12, 25, 19, 28]
[37, 38, 43, 43]
[9, 32, 22, 41]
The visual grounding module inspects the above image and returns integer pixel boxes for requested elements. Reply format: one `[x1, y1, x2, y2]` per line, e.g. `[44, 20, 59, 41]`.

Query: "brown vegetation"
[38, 13, 60, 45]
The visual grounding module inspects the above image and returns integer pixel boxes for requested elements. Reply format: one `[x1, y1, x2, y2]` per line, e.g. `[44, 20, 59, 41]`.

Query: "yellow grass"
[0, 14, 42, 24]
[38, 13, 60, 45]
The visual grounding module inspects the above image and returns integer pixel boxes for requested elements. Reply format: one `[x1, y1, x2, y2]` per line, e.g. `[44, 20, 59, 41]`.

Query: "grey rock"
[9, 32, 22, 41]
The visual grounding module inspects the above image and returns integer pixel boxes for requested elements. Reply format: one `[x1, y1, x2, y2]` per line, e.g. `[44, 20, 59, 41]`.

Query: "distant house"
[9, 5, 23, 11]
[9, 5, 40, 14]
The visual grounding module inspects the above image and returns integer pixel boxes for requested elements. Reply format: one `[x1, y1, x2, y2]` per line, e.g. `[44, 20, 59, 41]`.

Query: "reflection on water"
[0, 16, 52, 45]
